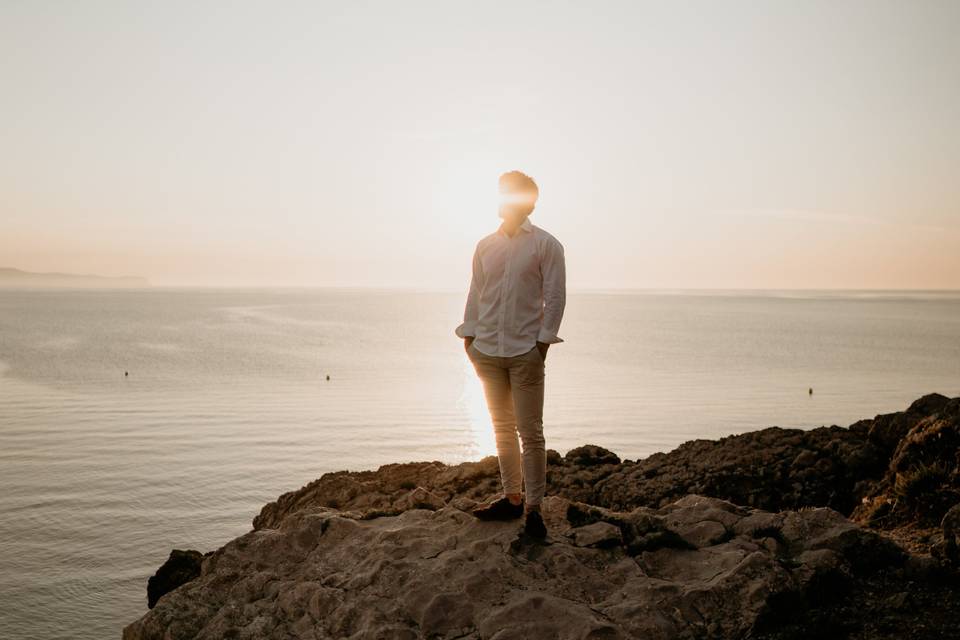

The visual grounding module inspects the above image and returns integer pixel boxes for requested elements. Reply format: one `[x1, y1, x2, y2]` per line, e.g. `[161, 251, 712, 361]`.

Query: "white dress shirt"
[455, 216, 566, 357]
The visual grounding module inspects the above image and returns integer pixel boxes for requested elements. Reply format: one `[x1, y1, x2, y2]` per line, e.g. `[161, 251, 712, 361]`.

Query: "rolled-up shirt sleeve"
[537, 238, 566, 344]
[455, 243, 483, 338]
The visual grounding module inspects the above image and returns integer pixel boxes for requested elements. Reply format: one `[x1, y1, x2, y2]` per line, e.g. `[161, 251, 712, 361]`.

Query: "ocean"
[1, 288, 958, 639]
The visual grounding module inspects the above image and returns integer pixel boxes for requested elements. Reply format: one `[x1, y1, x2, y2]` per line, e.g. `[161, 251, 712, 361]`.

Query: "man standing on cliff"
[455, 170, 566, 540]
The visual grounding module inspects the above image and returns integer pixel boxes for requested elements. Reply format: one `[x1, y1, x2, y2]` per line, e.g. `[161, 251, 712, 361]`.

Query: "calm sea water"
[1, 288, 959, 639]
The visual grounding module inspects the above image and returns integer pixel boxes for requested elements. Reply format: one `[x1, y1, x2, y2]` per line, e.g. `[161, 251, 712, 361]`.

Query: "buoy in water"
[125, 371, 129, 377]
[808, 388, 813, 395]
[326, 375, 330, 381]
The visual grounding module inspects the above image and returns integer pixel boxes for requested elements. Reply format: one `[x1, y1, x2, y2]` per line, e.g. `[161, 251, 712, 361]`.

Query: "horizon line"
[7, 284, 958, 294]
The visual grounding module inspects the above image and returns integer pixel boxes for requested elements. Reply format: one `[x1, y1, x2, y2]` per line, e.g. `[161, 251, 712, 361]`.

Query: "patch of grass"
[894, 462, 948, 502]
[892, 461, 958, 524]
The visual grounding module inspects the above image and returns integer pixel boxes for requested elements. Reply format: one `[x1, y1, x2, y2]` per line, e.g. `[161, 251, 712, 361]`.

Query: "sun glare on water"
[459, 354, 497, 459]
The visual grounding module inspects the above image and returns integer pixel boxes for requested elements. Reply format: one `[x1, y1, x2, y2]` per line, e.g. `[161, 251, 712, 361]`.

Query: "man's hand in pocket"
[536, 341, 549, 361]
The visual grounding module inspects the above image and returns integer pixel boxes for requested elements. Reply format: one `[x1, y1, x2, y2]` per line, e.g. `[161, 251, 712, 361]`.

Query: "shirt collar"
[498, 216, 533, 236]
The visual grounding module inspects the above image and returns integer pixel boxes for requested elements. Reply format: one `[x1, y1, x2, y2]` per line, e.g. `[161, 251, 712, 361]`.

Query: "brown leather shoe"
[471, 496, 524, 520]
[524, 509, 547, 539]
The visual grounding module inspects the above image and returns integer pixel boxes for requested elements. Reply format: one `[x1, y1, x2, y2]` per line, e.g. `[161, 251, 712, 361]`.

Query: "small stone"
[672, 520, 728, 548]
[572, 521, 622, 548]
[563, 444, 621, 466]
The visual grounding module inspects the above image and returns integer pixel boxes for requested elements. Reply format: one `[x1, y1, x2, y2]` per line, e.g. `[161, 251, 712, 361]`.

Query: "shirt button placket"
[500, 237, 513, 356]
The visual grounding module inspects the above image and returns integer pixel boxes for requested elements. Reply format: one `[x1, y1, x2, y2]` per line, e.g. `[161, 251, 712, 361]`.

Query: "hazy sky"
[2, 1, 958, 288]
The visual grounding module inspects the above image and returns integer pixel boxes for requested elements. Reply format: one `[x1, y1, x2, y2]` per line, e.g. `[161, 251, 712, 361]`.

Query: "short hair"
[498, 170, 538, 200]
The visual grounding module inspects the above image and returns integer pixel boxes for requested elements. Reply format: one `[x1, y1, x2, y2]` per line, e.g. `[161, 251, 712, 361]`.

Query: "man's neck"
[501, 214, 528, 237]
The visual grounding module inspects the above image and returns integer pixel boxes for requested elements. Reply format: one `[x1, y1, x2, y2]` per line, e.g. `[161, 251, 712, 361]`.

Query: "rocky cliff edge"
[125, 395, 960, 639]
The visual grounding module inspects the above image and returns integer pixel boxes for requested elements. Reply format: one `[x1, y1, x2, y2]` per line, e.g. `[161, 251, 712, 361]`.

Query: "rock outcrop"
[852, 396, 960, 529]
[127, 395, 960, 639]
[125, 495, 906, 640]
[252, 394, 958, 548]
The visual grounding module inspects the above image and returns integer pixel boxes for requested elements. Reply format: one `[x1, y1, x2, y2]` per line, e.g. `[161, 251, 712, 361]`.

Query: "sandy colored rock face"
[129, 396, 960, 638]
[124, 494, 900, 640]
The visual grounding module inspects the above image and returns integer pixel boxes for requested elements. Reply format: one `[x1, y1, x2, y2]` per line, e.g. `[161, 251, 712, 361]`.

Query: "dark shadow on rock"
[147, 549, 212, 609]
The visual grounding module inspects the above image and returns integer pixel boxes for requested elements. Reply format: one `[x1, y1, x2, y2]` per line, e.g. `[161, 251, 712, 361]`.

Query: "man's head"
[498, 170, 538, 222]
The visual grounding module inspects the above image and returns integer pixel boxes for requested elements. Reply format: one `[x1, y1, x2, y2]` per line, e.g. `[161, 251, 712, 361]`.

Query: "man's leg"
[469, 348, 524, 503]
[508, 346, 546, 513]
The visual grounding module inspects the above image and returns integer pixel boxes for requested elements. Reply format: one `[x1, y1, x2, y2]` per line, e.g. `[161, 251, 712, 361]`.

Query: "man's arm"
[455, 243, 483, 351]
[537, 237, 566, 359]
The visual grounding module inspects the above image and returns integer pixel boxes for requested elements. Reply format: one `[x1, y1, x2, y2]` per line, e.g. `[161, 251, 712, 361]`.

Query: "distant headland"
[0, 267, 149, 289]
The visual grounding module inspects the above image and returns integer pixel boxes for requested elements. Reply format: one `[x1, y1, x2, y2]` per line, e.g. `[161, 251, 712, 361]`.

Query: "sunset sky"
[2, 1, 958, 288]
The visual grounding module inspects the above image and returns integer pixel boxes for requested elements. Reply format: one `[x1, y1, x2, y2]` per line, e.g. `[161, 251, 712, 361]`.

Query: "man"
[455, 170, 566, 540]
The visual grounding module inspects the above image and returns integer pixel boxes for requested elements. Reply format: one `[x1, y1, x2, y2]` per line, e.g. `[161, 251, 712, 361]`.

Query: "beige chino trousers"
[467, 342, 547, 506]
